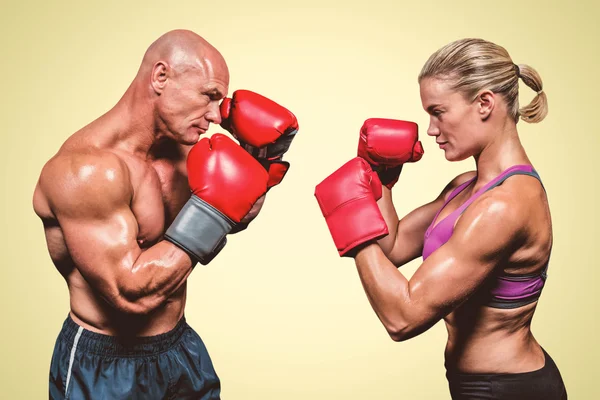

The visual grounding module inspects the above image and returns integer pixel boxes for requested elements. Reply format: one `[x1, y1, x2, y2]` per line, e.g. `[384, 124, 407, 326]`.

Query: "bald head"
[131, 30, 229, 145]
[139, 29, 228, 79]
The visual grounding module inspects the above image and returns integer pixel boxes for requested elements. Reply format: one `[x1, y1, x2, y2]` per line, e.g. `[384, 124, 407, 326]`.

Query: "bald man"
[33, 30, 286, 399]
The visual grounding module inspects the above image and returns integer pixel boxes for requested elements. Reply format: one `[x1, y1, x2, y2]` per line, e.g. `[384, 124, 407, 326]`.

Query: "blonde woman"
[315, 38, 567, 399]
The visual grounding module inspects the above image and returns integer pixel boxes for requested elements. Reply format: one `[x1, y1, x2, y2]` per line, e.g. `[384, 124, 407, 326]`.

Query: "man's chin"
[183, 137, 200, 146]
[186, 127, 208, 144]
[179, 132, 203, 145]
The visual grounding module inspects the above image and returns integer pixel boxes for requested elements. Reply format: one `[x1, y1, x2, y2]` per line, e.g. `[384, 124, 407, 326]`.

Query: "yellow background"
[2, 0, 598, 398]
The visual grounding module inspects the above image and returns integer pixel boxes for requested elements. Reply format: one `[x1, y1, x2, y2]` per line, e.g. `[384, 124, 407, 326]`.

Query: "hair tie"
[537, 89, 544, 95]
[513, 63, 520, 78]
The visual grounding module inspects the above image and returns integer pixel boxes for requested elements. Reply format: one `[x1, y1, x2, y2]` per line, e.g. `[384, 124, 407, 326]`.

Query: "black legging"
[446, 348, 567, 400]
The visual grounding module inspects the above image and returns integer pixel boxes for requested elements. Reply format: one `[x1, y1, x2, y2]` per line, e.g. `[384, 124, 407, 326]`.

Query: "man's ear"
[151, 61, 169, 95]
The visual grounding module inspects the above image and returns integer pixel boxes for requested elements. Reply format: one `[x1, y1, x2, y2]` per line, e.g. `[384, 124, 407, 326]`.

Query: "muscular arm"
[377, 172, 476, 267]
[355, 190, 525, 341]
[40, 152, 193, 315]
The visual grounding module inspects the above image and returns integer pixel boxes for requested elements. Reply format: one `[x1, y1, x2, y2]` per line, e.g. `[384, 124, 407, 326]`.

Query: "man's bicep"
[58, 205, 141, 290]
[43, 153, 141, 295]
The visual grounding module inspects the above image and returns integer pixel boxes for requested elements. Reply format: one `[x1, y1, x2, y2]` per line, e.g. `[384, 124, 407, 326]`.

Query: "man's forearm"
[111, 241, 194, 314]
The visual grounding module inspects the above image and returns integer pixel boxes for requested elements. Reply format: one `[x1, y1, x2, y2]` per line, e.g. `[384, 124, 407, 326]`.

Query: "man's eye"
[432, 110, 442, 116]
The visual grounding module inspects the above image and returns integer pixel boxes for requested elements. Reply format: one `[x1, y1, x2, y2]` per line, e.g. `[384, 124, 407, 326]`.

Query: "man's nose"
[207, 101, 222, 125]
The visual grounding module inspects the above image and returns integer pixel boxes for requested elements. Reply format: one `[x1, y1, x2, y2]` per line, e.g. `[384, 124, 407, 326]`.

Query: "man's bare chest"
[128, 157, 191, 248]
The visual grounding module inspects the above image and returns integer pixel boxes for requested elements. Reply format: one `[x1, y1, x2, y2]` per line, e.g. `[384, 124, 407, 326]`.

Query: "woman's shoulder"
[439, 170, 478, 201]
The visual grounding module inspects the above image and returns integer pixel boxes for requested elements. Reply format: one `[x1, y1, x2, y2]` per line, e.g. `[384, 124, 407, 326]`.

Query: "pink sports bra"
[422, 165, 548, 309]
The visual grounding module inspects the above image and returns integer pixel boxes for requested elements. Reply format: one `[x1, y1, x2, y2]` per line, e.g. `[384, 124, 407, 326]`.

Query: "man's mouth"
[193, 125, 208, 134]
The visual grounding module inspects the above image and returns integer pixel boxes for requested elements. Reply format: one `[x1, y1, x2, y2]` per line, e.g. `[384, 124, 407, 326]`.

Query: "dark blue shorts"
[49, 315, 221, 399]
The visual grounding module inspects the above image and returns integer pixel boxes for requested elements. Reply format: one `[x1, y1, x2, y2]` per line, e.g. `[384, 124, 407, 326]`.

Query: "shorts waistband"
[446, 347, 557, 380]
[58, 314, 189, 357]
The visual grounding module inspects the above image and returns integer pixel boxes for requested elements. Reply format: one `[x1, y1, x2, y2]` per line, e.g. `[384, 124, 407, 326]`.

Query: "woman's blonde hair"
[418, 38, 547, 123]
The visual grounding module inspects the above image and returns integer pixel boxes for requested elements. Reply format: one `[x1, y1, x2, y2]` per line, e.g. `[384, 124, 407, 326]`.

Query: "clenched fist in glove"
[220, 90, 299, 189]
[357, 118, 424, 189]
[314, 158, 389, 257]
[164, 134, 269, 265]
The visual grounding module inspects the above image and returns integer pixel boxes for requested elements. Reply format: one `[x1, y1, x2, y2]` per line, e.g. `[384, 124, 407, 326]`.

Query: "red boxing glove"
[164, 134, 268, 264]
[187, 134, 268, 222]
[314, 158, 389, 257]
[220, 90, 299, 189]
[357, 118, 424, 189]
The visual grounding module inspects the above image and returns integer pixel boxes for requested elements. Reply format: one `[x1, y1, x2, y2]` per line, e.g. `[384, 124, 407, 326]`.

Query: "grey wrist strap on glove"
[240, 128, 298, 160]
[164, 195, 236, 266]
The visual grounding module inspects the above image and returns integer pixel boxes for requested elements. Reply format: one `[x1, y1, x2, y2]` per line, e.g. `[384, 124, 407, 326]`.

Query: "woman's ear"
[476, 90, 495, 121]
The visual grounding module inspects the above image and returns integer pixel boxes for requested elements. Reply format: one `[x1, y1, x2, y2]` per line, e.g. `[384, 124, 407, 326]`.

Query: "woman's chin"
[444, 150, 470, 162]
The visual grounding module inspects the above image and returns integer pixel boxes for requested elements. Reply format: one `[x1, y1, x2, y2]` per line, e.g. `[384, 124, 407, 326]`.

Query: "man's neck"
[102, 83, 166, 158]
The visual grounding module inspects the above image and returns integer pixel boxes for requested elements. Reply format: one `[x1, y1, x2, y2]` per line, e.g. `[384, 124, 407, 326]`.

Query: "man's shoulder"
[42, 147, 129, 182]
[38, 148, 133, 216]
